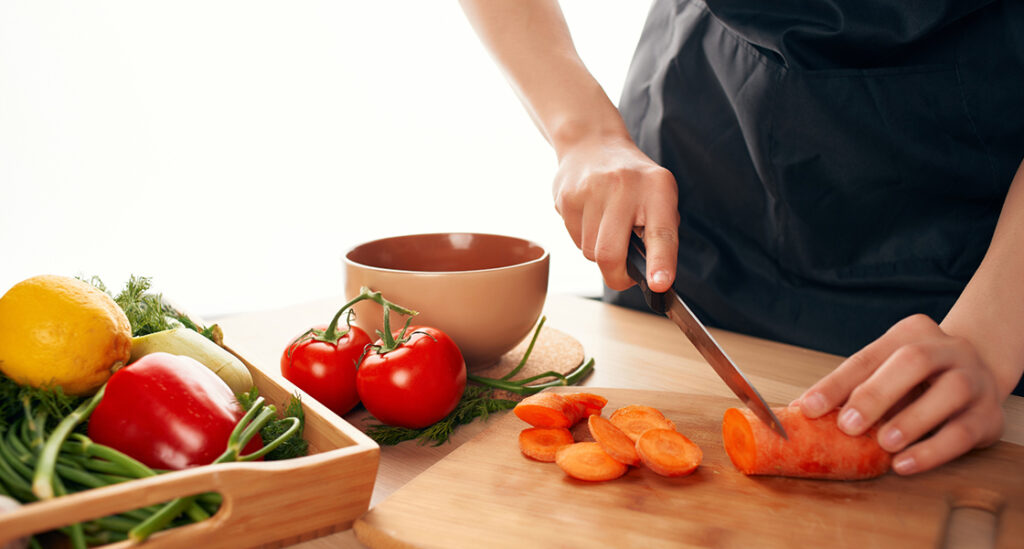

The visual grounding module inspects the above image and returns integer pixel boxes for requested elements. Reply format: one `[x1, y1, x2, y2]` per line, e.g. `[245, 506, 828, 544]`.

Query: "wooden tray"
[0, 346, 380, 549]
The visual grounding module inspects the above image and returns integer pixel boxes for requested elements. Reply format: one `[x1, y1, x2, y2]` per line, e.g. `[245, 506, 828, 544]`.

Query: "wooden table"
[217, 293, 1024, 548]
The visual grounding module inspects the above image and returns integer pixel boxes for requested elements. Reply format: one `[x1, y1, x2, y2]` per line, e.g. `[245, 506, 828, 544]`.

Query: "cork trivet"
[470, 325, 585, 401]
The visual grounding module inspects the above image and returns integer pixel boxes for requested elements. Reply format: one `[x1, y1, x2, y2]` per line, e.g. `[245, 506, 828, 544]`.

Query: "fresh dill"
[84, 274, 215, 339]
[0, 373, 83, 431]
[364, 385, 518, 446]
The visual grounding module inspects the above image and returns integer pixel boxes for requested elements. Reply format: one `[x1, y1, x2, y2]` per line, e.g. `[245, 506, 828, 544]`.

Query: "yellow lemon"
[0, 274, 132, 395]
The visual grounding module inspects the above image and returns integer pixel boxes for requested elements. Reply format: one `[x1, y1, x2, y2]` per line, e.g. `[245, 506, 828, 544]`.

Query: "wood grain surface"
[353, 388, 1024, 549]
[214, 294, 1024, 548]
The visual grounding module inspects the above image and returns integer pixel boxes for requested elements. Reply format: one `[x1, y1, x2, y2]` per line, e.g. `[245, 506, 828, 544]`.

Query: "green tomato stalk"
[286, 286, 418, 353]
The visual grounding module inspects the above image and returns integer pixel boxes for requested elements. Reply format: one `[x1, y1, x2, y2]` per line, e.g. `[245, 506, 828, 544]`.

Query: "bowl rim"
[343, 232, 550, 275]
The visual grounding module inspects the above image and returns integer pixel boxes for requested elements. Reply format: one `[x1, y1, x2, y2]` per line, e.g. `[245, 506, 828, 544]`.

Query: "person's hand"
[794, 314, 1005, 475]
[552, 134, 680, 292]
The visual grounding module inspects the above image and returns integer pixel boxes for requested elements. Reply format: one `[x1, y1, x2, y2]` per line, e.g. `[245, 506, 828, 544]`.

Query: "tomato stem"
[348, 286, 419, 355]
[291, 286, 418, 352]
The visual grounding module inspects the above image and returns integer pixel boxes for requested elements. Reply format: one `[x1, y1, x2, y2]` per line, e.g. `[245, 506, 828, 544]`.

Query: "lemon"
[0, 274, 132, 395]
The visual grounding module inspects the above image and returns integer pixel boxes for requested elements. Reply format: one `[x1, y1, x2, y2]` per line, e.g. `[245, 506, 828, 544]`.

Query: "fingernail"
[881, 427, 904, 451]
[802, 392, 827, 416]
[893, 456, 916, 475]
[651, 270, 670, 288]
[838, 408, 864, 434]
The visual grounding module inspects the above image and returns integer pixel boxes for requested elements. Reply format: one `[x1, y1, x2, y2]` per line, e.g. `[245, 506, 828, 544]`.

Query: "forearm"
[458, 0, 631, 158]
[941, 157, 1024, 398]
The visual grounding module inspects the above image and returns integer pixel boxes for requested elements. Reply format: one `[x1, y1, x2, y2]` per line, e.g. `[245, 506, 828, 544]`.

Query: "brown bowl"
[343, 233, 549, 368]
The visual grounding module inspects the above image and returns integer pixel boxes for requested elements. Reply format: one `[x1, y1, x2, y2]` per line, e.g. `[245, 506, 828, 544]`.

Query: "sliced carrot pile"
[514, 392, 707, 483]
[609, 405, 676, 442]
[513, 393, 573, 428]
[588, 415, 640, 466]
[635, 428, 702, 477]
[555, 442, 629, 482]
[722, 407, 891, 480]
[519, 427, 574, 462]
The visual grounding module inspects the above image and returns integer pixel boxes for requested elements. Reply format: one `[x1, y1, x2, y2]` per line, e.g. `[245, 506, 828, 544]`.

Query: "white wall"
[0, 1, 651, 317]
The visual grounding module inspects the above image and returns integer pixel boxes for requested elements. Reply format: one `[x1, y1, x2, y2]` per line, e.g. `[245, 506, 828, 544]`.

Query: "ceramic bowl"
[343, 233, 549, 368]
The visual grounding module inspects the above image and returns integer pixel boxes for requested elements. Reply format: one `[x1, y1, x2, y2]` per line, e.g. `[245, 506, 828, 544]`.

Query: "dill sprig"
[364, 385, 518, 447]
[0, 373, 84, 431]
[85, 275, 216, 340]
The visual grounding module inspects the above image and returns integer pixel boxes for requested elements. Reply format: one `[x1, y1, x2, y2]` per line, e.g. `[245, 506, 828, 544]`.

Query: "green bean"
[51, 475, 86, 549]
[0, 431, 34, 501]
[32, 386, 105, 500]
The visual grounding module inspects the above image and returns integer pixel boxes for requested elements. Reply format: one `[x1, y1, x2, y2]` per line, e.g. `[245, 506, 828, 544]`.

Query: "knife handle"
[625, 232, 667, 314]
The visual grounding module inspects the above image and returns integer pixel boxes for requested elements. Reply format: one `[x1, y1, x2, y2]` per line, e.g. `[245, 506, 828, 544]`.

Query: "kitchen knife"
[625, 231, 788, 439]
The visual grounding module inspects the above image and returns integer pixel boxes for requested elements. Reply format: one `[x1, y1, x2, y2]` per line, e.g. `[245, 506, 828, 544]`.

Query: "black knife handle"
[625, 231, 667, 314]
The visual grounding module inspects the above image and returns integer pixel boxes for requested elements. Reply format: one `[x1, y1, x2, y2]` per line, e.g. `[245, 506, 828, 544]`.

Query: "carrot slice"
[555, 442, 629, 482]
[635, 428, 702, 477]
[565, 392, 609, 418]
[609, 405, 676, 442]
[515, 392, 609, 428]
[514, 393, 572, 428]
[519, 427, 574, 462]
[588, 415, 640, 466]
[722, 407, 892, 480]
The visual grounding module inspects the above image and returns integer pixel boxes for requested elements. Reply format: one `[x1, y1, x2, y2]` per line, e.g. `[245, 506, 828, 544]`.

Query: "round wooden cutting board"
[470, 324, 586, 401]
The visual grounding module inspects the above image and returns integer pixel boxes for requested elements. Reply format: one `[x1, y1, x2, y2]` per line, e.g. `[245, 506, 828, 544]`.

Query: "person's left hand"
[793, 314, 1005, 475]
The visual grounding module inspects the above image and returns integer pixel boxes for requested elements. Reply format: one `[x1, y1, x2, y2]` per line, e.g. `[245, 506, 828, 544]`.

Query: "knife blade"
[625, 231, 788, 439]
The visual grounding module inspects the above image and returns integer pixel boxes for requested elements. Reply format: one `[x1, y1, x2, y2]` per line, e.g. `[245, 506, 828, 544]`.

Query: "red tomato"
[281, 324, 371, 416]
[88, 352, 262, 470]
[356, 326, 466, 429]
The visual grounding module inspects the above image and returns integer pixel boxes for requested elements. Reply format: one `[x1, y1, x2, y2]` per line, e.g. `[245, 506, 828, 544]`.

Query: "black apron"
[608, 0, 1024, 391]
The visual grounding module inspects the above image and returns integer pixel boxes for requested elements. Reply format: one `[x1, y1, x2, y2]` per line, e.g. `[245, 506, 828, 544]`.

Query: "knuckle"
[553, 196, 568, 215]
[592, 243, 621, 269]
[645, 225, 679, 246]
[891, 343, 931, 372]
[648, 165, 677, 184]
[942, 369, 976, 404]
[848, 382, 885, 410]
[599, 167, 632, 188]
[553, 191, 582, 216]
[893, 313, 938, 336]
[944, 421, 979, 450]
[840, 348, 882, 379]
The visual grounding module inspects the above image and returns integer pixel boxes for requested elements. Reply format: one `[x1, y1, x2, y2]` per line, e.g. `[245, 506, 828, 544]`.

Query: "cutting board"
[354, 388, 1024, 549]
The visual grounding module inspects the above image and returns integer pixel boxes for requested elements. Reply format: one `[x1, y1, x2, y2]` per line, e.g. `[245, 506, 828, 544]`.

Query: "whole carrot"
[723, 406, 891, 480]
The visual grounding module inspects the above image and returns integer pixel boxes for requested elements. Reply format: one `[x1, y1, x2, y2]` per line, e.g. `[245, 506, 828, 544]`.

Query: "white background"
[0, 1, 651, 318]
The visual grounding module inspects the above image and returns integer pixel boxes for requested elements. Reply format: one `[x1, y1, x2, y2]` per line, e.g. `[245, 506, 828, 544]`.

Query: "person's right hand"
[552, 133, 680, 292]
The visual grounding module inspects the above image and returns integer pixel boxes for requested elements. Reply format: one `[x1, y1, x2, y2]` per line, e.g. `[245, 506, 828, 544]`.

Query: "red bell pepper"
[88, 352, 262, 470]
